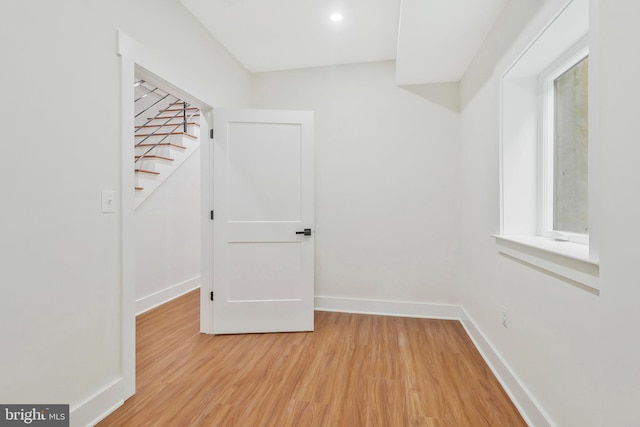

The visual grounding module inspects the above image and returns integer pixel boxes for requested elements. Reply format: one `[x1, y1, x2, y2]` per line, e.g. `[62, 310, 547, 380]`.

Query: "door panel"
[212, 109, 314, 334]
[227, 242, 303, 302]
[227, 122, 302, 222]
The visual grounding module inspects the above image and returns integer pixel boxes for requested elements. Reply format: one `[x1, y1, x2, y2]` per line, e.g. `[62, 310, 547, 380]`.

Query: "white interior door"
[212, 109, 314, 334]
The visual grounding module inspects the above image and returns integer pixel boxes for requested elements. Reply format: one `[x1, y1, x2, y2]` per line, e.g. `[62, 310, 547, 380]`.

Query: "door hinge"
[210, 291, 214, 301]
[210, 210, 214, 220]
[210, 129, 214, 139]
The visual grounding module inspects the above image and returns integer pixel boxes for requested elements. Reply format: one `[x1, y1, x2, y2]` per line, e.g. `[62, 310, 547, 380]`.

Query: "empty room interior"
[2, 0, 640, 426]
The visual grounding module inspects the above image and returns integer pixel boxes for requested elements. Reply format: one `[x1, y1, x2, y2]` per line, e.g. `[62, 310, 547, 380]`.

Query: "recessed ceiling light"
[330, 13, 343, 22]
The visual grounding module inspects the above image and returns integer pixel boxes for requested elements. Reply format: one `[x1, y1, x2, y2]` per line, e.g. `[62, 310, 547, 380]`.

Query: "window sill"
[492, 235, 600, 294]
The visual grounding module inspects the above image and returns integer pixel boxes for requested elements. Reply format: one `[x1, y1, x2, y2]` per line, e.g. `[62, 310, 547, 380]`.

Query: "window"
[540, 44, 589, 244]
[496, 0, 598, 290]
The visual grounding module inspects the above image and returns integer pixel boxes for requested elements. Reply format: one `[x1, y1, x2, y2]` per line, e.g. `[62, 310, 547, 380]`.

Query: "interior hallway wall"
[135, 149, 201, 314]
[0, 0, 250, 416]
[458, 0, 640, 425]
[597, 1, 640, 424]
[251, 61, 460, 304]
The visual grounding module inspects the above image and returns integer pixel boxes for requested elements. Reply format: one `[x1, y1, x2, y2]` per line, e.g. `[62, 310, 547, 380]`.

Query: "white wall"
[0, 0, 250, 423]
[597, 1, 640, 424]
[459, 0, 640, 425]
[135, 149, 201, 314]
[251, 61, 460, 304]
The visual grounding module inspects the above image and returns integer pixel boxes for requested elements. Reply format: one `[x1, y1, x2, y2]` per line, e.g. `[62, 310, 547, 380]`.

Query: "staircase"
[134, 80, 200, 208]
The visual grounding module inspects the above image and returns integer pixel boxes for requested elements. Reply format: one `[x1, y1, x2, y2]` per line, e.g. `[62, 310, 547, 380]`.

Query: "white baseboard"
[70, 378, 125, 427]
[136, 276, 200, 315]
[459, 307, 554, 427]
[315, 295, 553, 427]
[314, 295, 462, 320]
[71, 277, 200, 426]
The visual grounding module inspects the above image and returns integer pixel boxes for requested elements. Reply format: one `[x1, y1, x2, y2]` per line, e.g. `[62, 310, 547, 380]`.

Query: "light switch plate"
[102, 190, 116, 213]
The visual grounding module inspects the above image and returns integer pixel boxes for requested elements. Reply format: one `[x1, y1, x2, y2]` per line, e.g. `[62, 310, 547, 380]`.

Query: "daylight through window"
[541, 46, 589, 243]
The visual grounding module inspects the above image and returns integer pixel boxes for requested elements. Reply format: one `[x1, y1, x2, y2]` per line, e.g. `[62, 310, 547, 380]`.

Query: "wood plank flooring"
[98, 290, 526, 426]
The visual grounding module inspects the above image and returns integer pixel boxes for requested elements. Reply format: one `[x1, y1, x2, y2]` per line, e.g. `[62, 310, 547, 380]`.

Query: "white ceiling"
[179, 0, 508, 84]
[396, 0, 508, 84]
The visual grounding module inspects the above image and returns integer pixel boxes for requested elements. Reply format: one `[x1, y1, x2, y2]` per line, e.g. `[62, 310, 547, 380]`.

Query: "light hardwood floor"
[98, 290, 526, 426]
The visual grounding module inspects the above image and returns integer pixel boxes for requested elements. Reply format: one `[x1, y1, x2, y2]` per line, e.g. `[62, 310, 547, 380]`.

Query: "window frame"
[495, 0, 599, 291]
[539, 39, 590, 245]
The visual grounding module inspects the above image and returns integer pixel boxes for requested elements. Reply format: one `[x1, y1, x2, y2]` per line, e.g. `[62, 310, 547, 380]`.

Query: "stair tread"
[135, 122, 199, 129]
[135, 131, 197, 139]
[135, 142, 188, 149]
[148, 114, 200, 120]
[162, 107, 199, 112]
[135, 155, 175, 161]
[135, 168, 161, 175]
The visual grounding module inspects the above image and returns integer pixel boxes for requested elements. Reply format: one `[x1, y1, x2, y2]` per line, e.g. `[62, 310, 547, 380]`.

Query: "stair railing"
[134, 81, 174, 120]
[135, 105, 199, 165]
[133, 80, 199, 166]
[135, 104, 190, 146]
[135, 82, 187, 135]
[135, 86, 158, 103]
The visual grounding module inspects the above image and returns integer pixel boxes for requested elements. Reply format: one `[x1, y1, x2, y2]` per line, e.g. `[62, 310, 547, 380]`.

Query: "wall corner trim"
[70, 378, 124, 427]
[460, 307, 555, 427]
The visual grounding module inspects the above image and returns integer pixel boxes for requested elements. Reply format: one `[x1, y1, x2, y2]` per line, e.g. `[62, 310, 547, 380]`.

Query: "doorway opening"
[133, 76, 202, 316]
[119, 31, 214, 400]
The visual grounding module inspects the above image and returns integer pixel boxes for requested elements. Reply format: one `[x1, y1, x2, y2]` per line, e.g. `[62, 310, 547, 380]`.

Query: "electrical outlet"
[102, 190, 116, 213]
[501, 306, 509, 328]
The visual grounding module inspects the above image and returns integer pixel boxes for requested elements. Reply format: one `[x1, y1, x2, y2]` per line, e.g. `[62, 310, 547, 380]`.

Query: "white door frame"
[117, 31, 215, 401]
